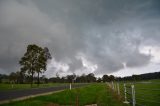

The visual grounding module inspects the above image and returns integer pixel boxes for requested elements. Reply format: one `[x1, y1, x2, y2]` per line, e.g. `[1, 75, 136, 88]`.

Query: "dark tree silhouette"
[19, 44, 52, 87]
[102, 74, 109, 82]
[9, 72, 17, 83]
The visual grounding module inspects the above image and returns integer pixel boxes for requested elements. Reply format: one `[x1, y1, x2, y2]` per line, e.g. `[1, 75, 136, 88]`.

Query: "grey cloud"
[68, 58, 83, 72]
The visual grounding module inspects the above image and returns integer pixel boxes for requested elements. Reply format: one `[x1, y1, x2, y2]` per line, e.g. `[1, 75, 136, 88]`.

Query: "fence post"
[117, 83, 120, 95]
[108, 82, 110, 88]
[131, 84, 136, 106]
[123, 83, 129, 104]
[115, 83, 117, 92]
[109, 82, 111, 88]
[70, 83, 72, 90]
[112, 81, 114, 90]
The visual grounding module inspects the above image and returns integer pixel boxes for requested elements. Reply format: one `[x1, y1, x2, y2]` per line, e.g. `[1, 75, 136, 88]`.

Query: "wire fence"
[107, 81, 160, 106]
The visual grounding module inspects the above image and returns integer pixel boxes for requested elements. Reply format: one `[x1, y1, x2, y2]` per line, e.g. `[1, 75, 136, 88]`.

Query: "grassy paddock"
[0, 83, 64, 91]
[118, 79, 160, 106]
[0, 83, 128, 106]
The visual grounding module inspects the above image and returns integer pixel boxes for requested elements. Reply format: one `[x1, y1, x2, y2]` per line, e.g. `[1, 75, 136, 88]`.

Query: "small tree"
[109, 75, 115, 82]
[9, 72, 17, 83]
[97, 77, 102, 82]
[86, 73, 96, 82]
[102, 74, 109, 82]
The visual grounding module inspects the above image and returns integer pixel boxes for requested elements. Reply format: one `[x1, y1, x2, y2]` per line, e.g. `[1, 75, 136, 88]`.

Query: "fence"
[107, 81, 160, 106]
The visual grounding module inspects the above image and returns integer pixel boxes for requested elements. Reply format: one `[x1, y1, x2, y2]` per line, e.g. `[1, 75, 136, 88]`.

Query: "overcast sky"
[0, 0, 160, 78]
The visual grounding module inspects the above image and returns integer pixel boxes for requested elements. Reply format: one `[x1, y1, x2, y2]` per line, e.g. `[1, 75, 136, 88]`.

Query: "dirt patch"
[46, 103, 73, 106]
[46, 103, 60, 106]
[85, 104, 97, 106]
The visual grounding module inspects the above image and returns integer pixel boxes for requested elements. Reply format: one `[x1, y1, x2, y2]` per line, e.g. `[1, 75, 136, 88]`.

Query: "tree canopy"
[19, 44, 51, 86]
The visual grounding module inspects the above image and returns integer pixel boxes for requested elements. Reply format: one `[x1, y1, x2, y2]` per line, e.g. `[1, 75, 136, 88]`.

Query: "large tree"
[19, 44, 51, 87]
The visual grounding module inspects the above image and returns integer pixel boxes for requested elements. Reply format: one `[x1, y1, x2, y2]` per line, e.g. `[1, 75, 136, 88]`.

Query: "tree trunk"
[31, 70, 33, 87]
[37, 72, 40, 87]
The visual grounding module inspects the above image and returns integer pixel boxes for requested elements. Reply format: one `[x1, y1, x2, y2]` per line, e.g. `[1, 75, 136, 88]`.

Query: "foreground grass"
[119, 79, 160, 106]
[0, 83, 127, 106]
[0, 83, 65, 91]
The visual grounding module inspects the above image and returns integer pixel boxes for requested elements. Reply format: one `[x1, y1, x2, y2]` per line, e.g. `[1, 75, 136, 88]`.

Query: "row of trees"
[48, 72, 160, 83]
[0, 72, 114, 83]
[49, 73, 117, 83]
[1, 71, 160, 84]
[117, 72, 160, 81]
[0, 71, 48, 84]
[49, 73, 97, 83]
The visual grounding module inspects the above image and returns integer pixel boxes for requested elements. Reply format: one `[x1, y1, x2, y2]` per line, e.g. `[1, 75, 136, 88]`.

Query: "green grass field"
[0, 83, 64, 91]
[1, 80, 159, 106]
[118, 79, 160, 106]
[0, 83, 128, 106]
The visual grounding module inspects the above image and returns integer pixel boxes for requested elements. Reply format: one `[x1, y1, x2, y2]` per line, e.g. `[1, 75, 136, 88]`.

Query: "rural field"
[118, 79, 160, 106]
[0, 80, 160, 106]
[0, 83, 128, 106]
[1, 0, 160, 106]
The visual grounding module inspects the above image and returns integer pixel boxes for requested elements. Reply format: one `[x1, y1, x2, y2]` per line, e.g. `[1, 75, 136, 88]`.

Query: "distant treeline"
[0, 72, 97, 84]
[0, 71, 160, 84]
[117, 71, 160, 81]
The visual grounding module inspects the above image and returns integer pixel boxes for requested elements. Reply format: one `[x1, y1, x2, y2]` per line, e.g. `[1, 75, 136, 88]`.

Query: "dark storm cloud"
[0, 0, 160, 75]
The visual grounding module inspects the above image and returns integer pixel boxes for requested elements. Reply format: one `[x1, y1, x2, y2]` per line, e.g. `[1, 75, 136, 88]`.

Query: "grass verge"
[0, 83, 65, 91]
[0, 83, 128, 106]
